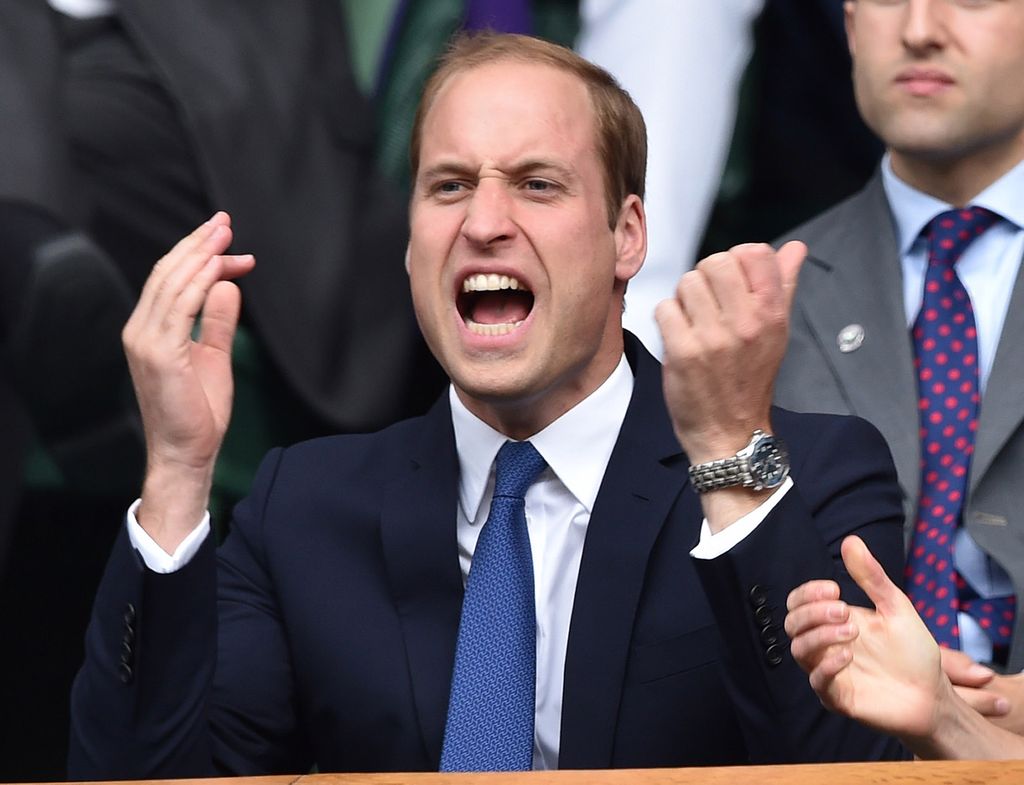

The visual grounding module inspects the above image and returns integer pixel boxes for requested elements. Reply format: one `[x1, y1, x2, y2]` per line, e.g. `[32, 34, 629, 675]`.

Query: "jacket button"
[765, 643, 784, 666]
[754, 605, 773, 626]
[748, 585, 768, 609]
[123, 603, 137, 625]
[118, 662, 134, 685]
[760, 625, 781, 647]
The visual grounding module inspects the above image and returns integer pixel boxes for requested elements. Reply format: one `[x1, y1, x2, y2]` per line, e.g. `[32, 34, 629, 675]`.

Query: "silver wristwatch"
[688, 430, 790, 493]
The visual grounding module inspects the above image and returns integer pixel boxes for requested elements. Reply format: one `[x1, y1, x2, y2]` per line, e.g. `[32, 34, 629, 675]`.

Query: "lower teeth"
[466, 319, 525, 336]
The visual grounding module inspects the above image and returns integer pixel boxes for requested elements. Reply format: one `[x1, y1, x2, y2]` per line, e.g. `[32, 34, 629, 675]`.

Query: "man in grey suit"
[774, 0, 1024, 730]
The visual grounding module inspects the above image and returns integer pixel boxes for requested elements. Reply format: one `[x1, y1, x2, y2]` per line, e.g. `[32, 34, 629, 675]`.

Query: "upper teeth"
[462, 274, 522, 293]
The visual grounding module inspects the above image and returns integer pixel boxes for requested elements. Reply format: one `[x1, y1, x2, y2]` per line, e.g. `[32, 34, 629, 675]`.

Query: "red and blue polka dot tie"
[906, 207, 1007, 651]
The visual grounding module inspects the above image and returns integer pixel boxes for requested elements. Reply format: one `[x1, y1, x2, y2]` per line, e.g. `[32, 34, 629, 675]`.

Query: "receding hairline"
[415, 55, 602, 153]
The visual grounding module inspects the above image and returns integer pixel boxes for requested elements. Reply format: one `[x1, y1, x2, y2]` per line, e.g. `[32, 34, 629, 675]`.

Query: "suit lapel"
[559, 338, 689, 769]
[973, 254, 1024, 489]
[379, 396, 463, 768]
[795, 174, 921, 503]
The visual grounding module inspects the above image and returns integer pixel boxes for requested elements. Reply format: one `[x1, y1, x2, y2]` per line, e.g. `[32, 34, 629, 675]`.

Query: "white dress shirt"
[128, 352, 791, 768]
[578, 0, 765, 358]
[47, 0, 115, 18]
[882, 155, 1024, 663]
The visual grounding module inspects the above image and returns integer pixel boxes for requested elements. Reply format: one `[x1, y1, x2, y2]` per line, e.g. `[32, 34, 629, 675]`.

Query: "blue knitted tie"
[906, 207, 1001, 650]
[440, 440, 547, 771]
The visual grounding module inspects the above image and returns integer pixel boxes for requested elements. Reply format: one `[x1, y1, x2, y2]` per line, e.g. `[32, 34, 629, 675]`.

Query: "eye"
[522, 179, 560, 195]
[438, 181, 465, 193]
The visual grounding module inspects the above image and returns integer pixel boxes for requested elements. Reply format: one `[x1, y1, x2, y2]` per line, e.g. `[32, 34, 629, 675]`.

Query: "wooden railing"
[75, 760, 1024, 785]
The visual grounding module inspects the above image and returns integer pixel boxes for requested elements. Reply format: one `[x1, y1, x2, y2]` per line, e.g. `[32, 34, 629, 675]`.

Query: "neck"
[890, 139, 1024, 206]
[456, 338, 625, 441]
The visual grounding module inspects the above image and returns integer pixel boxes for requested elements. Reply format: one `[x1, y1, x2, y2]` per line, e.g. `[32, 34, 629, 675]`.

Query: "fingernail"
[826, 603, 846, 621]
[995, 697, 1011, 715]
[968, 663, 995, 678]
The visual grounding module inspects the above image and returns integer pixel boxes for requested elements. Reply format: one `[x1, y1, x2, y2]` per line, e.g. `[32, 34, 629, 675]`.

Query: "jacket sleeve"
[692, 411, 910, 763]
[68, 447, 312, 779]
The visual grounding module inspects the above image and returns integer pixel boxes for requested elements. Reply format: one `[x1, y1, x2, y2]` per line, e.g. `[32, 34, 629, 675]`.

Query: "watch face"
[749, 437, 789, 489]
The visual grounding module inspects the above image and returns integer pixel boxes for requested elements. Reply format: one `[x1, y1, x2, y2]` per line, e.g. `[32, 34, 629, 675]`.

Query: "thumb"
[199, 280, 242, 355]
[940, 647, 996, 688]
[776, 240, 806, 309]
[840, 535, 904, 617]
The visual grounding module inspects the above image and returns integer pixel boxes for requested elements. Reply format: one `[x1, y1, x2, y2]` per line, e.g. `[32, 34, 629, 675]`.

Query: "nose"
[460, 177, 516, 248]
[902, 0, 948, 55]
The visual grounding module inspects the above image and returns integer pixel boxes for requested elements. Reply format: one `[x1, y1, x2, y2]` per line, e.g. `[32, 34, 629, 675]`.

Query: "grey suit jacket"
[774, 171, 1024, 671]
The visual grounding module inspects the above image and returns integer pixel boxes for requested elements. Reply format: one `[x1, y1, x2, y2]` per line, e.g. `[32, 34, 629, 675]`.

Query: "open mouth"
[457, 273, 535, 336]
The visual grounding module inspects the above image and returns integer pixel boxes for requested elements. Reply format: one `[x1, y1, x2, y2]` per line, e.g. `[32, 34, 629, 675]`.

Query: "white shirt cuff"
[689, 477, 793, 560]
[126, 498, 211, 574]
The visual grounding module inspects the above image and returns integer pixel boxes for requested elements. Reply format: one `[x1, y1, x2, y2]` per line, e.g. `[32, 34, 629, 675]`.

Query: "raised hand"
[786, 535, 1024, 760]
[123, 213, 255, 552]
[786, 535, 946, 740]
[654, 241, 805, 529]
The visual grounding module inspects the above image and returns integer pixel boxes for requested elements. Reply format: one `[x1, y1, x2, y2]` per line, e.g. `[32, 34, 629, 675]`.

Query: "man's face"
[845, 0, 1024, 165]
[407, 61, 645, 436]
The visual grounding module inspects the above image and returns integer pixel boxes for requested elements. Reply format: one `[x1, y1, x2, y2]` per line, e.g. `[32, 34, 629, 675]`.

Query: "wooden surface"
[70, 761, 1024, 785]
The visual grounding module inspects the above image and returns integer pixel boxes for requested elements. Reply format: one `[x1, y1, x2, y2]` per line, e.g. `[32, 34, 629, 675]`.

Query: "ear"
[844, 1, 857, 59]
[404, 243, 411, 275]
[613, 194, 646, 284]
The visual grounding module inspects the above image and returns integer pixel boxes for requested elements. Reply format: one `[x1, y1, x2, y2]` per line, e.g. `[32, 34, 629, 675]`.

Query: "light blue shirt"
[882, 155, 1024, 663]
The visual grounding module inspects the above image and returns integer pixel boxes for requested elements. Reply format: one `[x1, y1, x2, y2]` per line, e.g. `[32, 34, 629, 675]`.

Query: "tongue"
[469, 291, 532, 325]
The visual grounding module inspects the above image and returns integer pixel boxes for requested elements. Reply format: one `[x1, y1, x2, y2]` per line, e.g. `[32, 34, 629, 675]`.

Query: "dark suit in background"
[701, 0, 882, 254]
[69, 337, 907, 778]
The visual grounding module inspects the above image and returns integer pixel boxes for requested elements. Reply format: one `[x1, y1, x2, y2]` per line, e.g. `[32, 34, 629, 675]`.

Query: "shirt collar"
[881, 153, 1024, 255]
[449, 354, 634, 522]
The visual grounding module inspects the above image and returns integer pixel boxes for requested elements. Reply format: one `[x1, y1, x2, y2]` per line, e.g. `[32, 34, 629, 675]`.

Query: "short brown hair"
[409, 32, 647, 227]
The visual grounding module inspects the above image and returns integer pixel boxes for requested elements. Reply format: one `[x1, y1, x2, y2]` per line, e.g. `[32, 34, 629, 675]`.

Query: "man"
[774, 0, 1024, 707]
[786, 535, 1024, 760]
[69, 34, 905, 777]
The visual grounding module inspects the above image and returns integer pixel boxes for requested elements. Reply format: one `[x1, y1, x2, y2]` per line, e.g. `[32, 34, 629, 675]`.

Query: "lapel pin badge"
[837, 324, 865, 353]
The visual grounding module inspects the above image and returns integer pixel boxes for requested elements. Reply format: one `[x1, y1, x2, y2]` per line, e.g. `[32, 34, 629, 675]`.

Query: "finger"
[939, 647, 996, 688]
[131, 223, 234, 347]
[654, 295, 692, 356]
[161, 251, 242, 333]
[212, 253, 256, 281]
[148, 223, 234, 325]
[952, 685, 1011, 718]
[776, 240, 807, 311]
[789, 620, 858, 665]
[787, 579, 841, 612]
[699, 250, 754, 317]
[675, 265, 724, 326]
[729, 243, 780, 303]
[136, 213, 230, 317]
[784, 599, 850, 639]
[840, 535, 906, 617]
[198, 280, 243, 355]
[808, 646, 853, 695]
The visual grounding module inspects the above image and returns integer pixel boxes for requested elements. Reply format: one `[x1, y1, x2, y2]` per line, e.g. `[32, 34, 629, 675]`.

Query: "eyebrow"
[418, 158, 577, 184]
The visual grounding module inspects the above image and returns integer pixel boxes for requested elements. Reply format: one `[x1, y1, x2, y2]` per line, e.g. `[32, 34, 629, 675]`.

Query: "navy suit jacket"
[69, 336, 907, 777]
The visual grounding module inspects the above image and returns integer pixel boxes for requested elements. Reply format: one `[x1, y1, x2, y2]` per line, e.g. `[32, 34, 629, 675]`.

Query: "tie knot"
[493, 441, 547, 499]
[925, 207, 999, 268]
